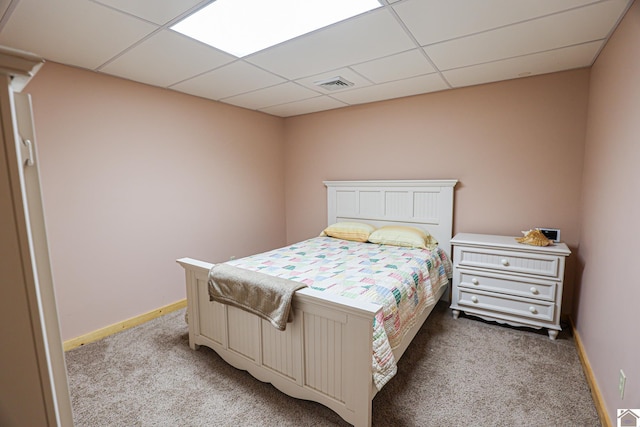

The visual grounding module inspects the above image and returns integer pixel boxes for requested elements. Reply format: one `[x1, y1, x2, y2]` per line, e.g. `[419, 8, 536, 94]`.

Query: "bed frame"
[177, 179, 457, 427]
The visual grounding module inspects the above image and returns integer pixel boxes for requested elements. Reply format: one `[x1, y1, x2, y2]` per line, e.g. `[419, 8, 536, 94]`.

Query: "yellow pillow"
[321, 222, 376, 243]
[368, 226, 438, 249]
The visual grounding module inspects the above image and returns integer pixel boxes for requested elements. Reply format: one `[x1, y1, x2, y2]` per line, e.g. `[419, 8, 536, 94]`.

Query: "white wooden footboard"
[177, 257, 382, 427]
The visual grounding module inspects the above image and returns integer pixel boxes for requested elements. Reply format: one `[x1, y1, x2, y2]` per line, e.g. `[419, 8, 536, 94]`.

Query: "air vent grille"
[314, 76, 354, 91]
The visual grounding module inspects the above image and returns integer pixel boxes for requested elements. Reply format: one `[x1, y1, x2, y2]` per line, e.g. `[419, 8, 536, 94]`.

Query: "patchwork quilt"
[226, 236, 452, 390]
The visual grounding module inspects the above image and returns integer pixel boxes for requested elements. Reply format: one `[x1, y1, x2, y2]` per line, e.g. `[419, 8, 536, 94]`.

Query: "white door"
[0, 77, 73, 425]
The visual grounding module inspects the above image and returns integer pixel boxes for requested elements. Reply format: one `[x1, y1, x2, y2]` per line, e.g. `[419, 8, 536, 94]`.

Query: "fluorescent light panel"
[171, 0, 382, 57]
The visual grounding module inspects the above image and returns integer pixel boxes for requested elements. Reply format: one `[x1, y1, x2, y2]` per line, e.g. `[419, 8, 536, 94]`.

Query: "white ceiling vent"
[314, 76, 355, 91]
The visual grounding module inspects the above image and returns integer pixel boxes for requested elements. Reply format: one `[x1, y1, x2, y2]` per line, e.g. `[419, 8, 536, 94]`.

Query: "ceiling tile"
[394, 0, 599, 45]
[331, 73, 449, 105]
[222, 82, 320, 110]
[443, 41, 602, 88]
[260, 96, 349, 117]
[424, 0, 630, 70]
[247, 8, 415, 80]
[100, 30, 235, 88]
[295, 68, 372, 93]
[93, 0, 204, 25]
[171, 61, 286, 101]
[351, 49, 436, 83]
[0, 0, 157, 70]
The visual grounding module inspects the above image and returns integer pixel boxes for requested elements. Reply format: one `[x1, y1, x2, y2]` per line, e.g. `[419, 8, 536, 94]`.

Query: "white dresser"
[450, 233, 571, 339]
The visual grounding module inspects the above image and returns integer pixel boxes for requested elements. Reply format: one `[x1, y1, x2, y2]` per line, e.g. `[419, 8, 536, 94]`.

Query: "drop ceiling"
[0, 0, 633, 117]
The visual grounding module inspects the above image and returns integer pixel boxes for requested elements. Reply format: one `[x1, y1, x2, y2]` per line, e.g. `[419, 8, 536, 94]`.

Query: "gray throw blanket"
[208, 264, 307, 331]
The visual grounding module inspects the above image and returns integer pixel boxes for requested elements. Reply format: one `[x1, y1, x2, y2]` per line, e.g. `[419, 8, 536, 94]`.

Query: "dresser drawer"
[457, 270, 556, 301]
[456, 289, 554, 322]
[455, 246, 561, 278]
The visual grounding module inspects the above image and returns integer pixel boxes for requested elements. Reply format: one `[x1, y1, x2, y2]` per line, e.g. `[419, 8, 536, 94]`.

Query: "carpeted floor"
[65, 302, 600, 426]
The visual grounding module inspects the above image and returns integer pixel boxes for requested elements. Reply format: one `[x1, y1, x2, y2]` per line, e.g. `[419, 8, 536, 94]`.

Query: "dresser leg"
[452, 309, 460, 319]
[548, 329, 558, 340]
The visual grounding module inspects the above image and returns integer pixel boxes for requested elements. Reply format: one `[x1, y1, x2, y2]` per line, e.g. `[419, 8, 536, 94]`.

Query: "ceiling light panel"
[171, 0, 382, 57]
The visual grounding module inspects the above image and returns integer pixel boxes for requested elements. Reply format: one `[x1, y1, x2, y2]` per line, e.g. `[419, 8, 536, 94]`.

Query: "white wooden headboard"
[324, 180, 458, 257]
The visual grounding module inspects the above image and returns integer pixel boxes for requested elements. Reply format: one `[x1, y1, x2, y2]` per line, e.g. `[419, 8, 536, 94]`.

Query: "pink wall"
[25, 63, 286, 341]
[284, 70, 590, 315]
[576, 1, 640, 423]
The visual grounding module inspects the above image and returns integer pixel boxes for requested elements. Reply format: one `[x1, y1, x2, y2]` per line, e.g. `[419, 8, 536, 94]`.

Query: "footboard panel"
[177, 257, 380, 427]
[303, 310, 344, 400]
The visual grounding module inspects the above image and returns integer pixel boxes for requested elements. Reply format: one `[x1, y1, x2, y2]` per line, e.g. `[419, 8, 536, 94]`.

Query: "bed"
[177, 179, 457, 427]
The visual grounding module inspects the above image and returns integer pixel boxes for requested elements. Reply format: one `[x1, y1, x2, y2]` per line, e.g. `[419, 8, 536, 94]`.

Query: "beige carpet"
[65, 302, 600, 426]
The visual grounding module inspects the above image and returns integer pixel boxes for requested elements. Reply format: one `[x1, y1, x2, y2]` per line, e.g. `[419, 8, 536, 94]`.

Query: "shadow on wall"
[569, 246, 584, 324]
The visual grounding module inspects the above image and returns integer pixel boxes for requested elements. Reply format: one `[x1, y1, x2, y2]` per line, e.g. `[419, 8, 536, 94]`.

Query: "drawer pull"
[471, 278, 479, 285]
[529, 306, 537, 314]
[530, 287, 539, 295]
[471, 296, 479, 303]
[501, 258, 509, 266]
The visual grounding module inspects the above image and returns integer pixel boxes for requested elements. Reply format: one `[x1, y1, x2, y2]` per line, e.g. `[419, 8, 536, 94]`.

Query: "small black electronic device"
[537, 228, 560, 243]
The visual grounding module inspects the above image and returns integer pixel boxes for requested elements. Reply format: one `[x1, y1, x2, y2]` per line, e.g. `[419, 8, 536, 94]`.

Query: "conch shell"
[515, 229, 553, 246]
